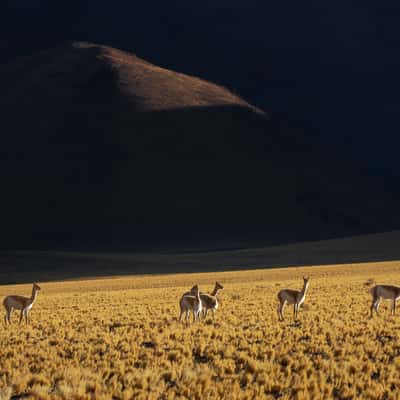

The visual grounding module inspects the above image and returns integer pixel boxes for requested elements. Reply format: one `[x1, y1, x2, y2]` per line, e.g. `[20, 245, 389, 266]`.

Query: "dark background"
[1, 1, 400, 251]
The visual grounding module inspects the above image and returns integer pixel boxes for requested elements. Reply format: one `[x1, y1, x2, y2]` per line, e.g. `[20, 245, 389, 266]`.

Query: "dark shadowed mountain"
[0, 42, 398, 249]
[2, 2, 400, 178]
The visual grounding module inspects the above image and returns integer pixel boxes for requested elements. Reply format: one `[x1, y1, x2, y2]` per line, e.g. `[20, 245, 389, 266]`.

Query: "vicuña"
[183, 281, 224, 319]
[277, 277, 309, 321]
[179, 284, 202, 322]
[3, 282, 41, 325]
[370, 284, 400, 317]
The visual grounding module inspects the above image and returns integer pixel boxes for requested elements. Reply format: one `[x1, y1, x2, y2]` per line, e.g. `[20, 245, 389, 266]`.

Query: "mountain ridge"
[0, 42, 396, 249]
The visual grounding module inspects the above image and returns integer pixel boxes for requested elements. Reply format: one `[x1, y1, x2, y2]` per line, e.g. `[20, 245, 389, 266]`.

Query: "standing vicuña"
[370, 284, 400, 317]
[277, 277, 309, 321]
[3, 283, 41, 325]
[182, 281, 224, 319]
[179, 285, 202, 322]
[200, 281, 224, 318]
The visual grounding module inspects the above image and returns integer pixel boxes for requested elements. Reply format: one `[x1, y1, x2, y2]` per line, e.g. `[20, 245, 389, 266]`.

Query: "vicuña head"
[190, 284, 199, 295]
[210, 281, 224, 298]
[33, 282, 41, 291]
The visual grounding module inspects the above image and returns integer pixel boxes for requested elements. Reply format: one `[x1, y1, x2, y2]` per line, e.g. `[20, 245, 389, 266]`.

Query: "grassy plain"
[1, 261, 400, 399]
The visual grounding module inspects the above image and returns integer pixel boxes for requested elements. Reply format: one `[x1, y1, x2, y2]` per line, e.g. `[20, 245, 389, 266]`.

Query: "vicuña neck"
[211, 286, 221, 297]
[30, 287, 38, 303]
[302, 282, 309, 295]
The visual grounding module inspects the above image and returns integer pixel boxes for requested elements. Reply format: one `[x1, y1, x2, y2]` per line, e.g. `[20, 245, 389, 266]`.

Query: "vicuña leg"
[370, 300, 375, 317]
[278, 300, 286, 321]
[7, 308, 12, 324]
[4, 311, 8, 325]
[370, 297, 380, 317]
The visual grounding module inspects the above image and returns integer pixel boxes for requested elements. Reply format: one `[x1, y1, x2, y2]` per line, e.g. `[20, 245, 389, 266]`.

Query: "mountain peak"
[2, 41, 264, 115]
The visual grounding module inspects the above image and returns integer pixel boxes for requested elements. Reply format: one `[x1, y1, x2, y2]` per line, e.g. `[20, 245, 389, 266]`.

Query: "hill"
[0, 42, 396, 249]
[3, 3, 400, 176]
[2, 230, 400, 284]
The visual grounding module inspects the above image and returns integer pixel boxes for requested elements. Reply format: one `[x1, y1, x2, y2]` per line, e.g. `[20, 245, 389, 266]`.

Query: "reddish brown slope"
[95, 43, 261, 112]
[0, 42, 391, 249]
[2, 41, 262, 113]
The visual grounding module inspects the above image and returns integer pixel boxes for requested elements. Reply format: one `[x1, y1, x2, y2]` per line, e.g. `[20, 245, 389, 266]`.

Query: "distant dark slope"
[0, 42, 394, 249]
[2, 230, 400, 284]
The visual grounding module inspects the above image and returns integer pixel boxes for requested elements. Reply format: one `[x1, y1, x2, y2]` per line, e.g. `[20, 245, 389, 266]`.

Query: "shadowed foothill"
[0, 42, 399, 251]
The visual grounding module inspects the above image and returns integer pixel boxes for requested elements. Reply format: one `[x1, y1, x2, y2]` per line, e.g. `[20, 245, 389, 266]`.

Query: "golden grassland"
[1, 261, 400, 399]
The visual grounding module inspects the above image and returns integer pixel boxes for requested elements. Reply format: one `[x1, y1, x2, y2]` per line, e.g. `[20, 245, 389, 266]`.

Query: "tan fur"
[3, 283, 41, 325]
[277, 277, 309, 321]
[201, 282, 223, 318]
[183, 282, 224, 319]
[370, 284, 400, 317]
[200, 293, 217, 309]
[181, 295, 198, 308]
[179, 285, 202, 322]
